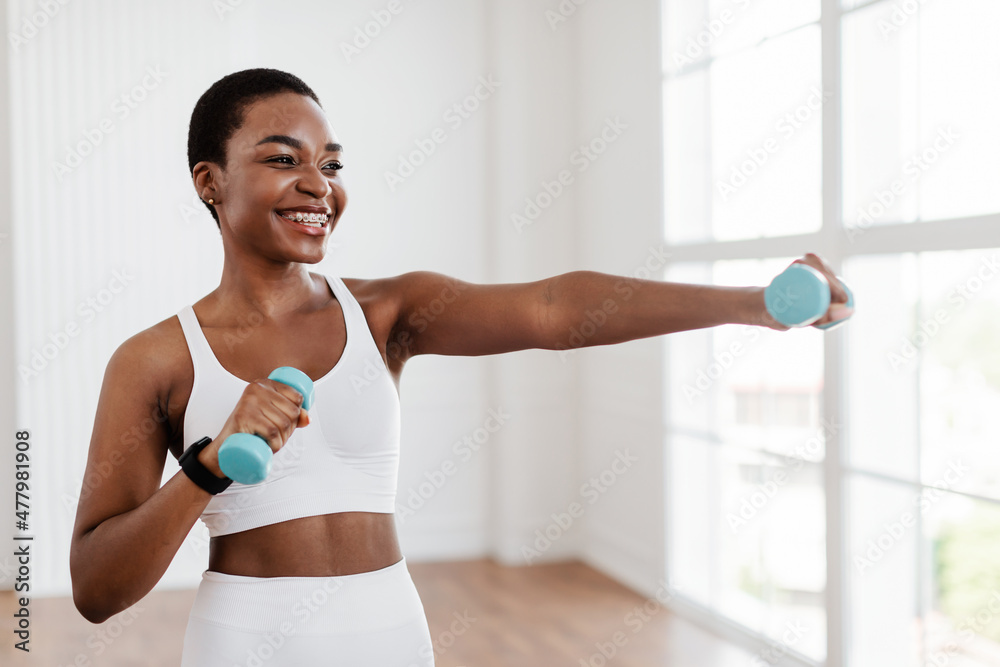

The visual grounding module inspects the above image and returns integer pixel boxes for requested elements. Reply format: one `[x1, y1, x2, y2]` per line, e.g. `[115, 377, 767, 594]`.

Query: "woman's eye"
[266, 156, 341, 171]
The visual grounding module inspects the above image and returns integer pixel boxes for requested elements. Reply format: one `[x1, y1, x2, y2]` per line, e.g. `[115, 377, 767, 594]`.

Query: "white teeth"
[279, 211, 329, 228]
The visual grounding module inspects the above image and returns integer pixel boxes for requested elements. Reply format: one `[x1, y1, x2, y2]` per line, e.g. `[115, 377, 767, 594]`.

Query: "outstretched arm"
[392, 253, 852, 359]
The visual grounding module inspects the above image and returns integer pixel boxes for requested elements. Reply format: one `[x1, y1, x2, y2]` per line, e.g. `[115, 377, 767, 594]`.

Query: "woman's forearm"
[71, 465, 217, 624]
[542, 270, 776, 351]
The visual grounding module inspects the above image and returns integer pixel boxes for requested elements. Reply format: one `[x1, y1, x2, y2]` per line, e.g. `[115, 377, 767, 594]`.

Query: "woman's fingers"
[793, 252, 850, 304]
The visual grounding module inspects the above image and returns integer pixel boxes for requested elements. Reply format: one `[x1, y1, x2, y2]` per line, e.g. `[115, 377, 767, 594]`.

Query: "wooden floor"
[0, 558, 754, 666]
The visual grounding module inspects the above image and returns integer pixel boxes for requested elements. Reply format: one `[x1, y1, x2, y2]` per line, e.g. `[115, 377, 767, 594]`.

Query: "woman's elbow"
[70, 544, 110, 624]
[72, 582, 110, 624]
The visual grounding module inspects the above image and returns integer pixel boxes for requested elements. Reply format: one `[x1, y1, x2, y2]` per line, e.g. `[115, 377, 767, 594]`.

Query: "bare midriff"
[207, 511, 402, 577]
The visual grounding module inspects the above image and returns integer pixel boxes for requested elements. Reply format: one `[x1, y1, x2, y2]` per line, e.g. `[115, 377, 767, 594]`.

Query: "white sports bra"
[176, 273, 400, 538]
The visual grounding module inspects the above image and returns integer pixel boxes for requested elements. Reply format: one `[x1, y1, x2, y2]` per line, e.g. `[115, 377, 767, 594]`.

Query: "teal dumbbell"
[765, 263, 855, 329]
[218, 366, 315, 485]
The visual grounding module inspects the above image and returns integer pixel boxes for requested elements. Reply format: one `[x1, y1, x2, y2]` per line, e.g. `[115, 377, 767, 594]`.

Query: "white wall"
[572, 0, 670, 597]
[0, 0, 16, 598]
[0, 0, 669, 600]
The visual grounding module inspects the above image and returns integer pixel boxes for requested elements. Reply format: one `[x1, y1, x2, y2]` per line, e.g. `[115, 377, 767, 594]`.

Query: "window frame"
[660, 0, 1000, 665]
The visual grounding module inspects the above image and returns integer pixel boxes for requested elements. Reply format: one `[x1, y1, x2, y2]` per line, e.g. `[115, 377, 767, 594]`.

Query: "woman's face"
[213, 91, 347, 264]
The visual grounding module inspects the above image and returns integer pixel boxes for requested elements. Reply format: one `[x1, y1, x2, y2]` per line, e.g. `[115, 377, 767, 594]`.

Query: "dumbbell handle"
[765, 264, 855, 329]
[217, 366, 315, 485]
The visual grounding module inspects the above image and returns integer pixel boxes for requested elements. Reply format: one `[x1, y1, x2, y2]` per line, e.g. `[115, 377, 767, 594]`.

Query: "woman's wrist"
[196, 440, 227, 479]
[741, 286, 788, 331]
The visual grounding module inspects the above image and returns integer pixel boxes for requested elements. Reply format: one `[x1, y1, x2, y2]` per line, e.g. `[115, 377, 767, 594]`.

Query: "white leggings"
[180, 557, 435, 666]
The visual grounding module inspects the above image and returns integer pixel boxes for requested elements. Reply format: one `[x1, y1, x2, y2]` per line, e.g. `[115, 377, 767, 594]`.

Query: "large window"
[662, 1, 1000, 665]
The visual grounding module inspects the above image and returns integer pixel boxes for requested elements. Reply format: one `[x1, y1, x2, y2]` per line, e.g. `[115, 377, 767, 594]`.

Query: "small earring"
[207, 198, 215, 205]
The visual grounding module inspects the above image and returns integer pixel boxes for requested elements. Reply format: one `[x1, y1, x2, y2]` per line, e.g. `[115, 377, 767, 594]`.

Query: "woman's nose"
[297, 163, 333, 198]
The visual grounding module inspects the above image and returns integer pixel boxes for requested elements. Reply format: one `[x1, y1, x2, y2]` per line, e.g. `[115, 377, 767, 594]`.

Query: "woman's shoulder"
[113, 313, 192, 382]
[108, 312, 197, 456]
[338, 274, 406, 317]
[338, 272, 424, 307]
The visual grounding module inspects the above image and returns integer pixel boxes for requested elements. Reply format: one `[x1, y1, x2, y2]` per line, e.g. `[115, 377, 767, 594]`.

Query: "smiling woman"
[67, 67, 854, 667]
[67, 68, 436, 666]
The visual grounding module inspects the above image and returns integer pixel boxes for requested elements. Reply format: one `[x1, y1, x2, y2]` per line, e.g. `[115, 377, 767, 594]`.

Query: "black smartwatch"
[179, 436, 233, 495]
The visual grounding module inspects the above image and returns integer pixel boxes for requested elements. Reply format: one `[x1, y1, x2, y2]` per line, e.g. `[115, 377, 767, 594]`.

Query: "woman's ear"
[191, 161, 219, 202]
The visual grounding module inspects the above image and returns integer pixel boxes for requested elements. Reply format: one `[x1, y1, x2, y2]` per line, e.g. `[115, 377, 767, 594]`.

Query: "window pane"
[669, 435, 715, 607]
[666, 260, 827, 661]
[845, 254, 920, 480]
[917, 0, 1000, 220]
[848, 475, 922, 667]
[667, 260, 826, 456]
[665, 263, 714, 433]
[662, 0, 709, 75]
[668, 436, 828, 660]
[664, 72, 710, 244]
[919, 250, 1000, 501]
[711, 27, 822, 241]
[842, 0, 1000, 231]
[842, 2, 920, 229]
[663, 0, 819, 75]
[717, 446, 827, 661]
[664, 25, 822, 244]
[714, 259, 826, 456]
[709, 0, 819, 58]
[926, 493, 1000, 666]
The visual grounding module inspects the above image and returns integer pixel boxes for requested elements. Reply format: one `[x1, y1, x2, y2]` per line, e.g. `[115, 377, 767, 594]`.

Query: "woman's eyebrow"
[255, 135, 343, 153]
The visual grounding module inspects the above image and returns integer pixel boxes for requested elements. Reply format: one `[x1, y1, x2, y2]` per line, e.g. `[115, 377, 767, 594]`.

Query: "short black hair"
[187, 68, 322, 228]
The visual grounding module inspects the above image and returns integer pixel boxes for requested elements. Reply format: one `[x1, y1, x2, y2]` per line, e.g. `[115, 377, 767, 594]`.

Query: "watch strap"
[180, 436, 233, 495]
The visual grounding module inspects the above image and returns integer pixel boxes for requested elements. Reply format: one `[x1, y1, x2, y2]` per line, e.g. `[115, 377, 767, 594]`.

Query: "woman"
[68, 68, 853, 665]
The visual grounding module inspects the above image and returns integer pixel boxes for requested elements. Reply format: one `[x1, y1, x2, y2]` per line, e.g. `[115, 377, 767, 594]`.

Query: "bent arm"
[70, 334, 220, 624]
[71, 465, 218, 624]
